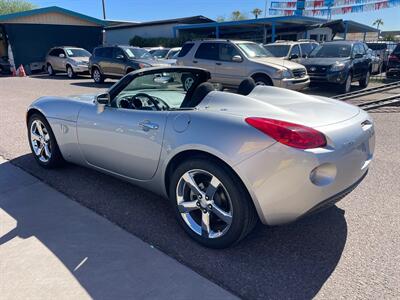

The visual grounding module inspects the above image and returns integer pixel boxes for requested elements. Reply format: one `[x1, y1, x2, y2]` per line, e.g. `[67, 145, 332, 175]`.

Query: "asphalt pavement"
[0, 75, 399, 299]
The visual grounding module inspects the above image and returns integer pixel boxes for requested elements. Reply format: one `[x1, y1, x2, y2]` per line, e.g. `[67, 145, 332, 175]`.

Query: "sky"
[29, 0, 399, 31]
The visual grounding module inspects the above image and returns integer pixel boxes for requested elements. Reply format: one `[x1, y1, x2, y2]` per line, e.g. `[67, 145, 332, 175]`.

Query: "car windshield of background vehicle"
[151, 49, 169, 58]
[124, 48, 153, 59]
[65, 48, 91, 57]
[236, 43, 273, 58]
[309, 44, 351, 58]
[264, 45, 290, 57]
[299, 43, 317, 56]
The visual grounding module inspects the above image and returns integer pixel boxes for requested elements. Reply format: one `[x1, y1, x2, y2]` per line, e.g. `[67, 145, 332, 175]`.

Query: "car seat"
[180, 82, 214, 108]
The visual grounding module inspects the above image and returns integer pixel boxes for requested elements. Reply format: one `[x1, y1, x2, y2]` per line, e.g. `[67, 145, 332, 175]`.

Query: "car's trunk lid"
[199, 86, 360, 127]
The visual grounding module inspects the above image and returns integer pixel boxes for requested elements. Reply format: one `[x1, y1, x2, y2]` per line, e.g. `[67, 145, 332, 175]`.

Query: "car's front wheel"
[169, 157, 258, 248]
[47, 64, 55, 76]
[341, 73, 352, 93]
[28, 113, 64, 168]
[359, 70, 370, 88]
[67, 65, 75, 78]
[92, 67, 104, 83]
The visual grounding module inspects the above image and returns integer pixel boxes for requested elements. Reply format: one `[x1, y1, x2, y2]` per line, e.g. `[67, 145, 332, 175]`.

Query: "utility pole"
[264, 0, 268, 17]
[102, 0, 106, 20]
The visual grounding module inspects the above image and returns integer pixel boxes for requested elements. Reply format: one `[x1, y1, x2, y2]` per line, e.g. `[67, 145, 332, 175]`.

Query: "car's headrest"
[180, 82, 214, 108]
[237, 77, 256, 96]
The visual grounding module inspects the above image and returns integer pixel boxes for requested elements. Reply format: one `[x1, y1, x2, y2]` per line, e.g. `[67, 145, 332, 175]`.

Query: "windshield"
[167, 49, 180, 59]
[123, 47, 153, 59]
[236, 42, 272, 58]
[309, 44, 351, 58]
[151, 49, 169, 58]
[65, 48, 91, 57]
[263, 45, 290, 57]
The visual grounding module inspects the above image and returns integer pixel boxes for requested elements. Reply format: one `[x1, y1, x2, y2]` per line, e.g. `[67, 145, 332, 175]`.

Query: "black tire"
[28, 113, 64, 168]
[66, 65, 76, 78]
[252, 74, 273, 86]
[340, 72, 352, 93]
[92, 67, 104, 83]
[169, 157, 258, 248]
[47, 64, 55, 76]
[359, 70, 370, 88]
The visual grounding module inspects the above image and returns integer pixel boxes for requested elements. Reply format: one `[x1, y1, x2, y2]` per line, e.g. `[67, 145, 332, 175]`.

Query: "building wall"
[105, 23, 178, 45]
[3, 12, 98, 26]
[4, 24, 103, 68]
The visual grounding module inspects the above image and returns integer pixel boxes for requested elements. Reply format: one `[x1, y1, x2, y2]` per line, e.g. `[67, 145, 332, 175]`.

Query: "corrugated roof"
[0, 6, 106, 26]
[105, 15, 214, 30]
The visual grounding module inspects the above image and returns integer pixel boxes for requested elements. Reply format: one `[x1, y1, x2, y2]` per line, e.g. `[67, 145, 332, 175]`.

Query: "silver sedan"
[26, 67, 375, 248]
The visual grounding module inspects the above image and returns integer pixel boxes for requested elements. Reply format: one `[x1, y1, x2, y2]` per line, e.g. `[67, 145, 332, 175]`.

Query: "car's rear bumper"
[234, 110, 375, 225]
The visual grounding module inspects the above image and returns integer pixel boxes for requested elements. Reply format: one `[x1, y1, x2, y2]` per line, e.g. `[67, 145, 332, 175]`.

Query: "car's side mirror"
[96, 93, 110, 105]
[354, 53, 363, 59]
[290, 54, 299, 60]
[59, 53, 66, 58]
[116, 54, 125, 60]
[232, 55, 243, 62]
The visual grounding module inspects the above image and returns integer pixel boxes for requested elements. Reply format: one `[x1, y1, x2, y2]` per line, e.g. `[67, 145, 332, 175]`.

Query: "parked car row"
[43, 40, 399, 93]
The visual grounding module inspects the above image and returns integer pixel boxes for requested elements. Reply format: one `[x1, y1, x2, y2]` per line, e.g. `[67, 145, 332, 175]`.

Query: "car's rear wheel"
[92, 67, 104, 83]
[252, 74, 273, 86]
[47, 64, 55, 76]
[67, 65, 75, 78]
[28, 114, 64, 168]
[359, 70, 370, 88]
[169, 158, 258, 248]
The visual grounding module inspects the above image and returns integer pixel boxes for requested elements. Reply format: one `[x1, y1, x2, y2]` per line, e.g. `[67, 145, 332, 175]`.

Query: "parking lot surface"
[0, 75, 399, 299]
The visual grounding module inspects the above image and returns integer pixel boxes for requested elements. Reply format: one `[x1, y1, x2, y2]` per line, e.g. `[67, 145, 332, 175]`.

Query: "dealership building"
[0, 5, 379, 73]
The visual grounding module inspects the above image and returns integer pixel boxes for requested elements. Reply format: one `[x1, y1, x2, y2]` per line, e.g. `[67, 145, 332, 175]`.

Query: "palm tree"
[251, 8, 262, 19]
[373, 19, 384, 30]
[231, 11, 242, 21]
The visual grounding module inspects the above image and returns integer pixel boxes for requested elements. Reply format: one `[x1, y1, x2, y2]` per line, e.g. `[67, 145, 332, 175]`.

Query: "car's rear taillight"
[245, 117, 327, 149]
[388, 54, 400, 62]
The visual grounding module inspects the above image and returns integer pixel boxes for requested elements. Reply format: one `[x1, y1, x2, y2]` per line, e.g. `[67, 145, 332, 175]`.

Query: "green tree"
[251, 8, 262, 19]
[372, 18, 384, 30]
[231, 10, 247, 21]
[0, 0, 36, 15]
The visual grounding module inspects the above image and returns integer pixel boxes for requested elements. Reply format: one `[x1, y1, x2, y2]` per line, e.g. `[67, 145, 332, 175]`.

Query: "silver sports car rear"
[27, 67, 374, 248]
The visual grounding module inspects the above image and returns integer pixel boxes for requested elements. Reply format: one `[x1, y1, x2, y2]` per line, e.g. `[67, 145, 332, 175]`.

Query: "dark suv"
[386, 43, 400, 78]
[299, 41, 372, 93]
[89, 45, 167, 83]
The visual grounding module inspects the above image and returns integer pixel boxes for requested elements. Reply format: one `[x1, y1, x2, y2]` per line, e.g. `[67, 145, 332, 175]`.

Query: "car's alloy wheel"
[184, 76, 194, 91]
[28, 114, 64, 168]
[176, 169, 233, 239]
[170, 158, 258, 248]
[343, 73, 352, 93]
[359, 71, 370, 88]
[67, 66, 75, 78]
[30, 119, 52, 163]
[93, 68, 103, 83]
[47, 64, 54, 76]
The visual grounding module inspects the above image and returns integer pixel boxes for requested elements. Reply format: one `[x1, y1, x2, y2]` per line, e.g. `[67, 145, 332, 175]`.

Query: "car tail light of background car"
[245, 117, 327, 149]
[388, 54, 400, 62]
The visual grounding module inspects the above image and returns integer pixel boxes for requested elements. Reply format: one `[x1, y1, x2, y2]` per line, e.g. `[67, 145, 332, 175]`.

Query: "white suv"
[176, 39, 309, 91]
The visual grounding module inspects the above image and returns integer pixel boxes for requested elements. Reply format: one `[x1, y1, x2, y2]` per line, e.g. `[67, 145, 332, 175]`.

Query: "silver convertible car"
[27, 66, 375, 248]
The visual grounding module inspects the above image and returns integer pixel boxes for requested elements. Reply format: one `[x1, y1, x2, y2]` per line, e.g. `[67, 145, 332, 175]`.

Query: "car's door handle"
[216, 62, 222, 65]
[193, 60, 198, 64]
[139, 120, 159, 131]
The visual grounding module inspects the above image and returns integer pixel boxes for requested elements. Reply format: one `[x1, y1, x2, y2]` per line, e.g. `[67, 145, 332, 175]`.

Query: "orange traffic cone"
[18, 65, 26, 77]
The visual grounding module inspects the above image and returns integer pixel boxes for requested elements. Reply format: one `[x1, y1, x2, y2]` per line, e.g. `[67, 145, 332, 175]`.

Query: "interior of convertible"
[110, 69, 257, 111]
[111, 70, 212, 111]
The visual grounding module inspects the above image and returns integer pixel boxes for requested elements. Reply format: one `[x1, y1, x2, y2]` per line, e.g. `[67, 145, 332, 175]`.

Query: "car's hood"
[299, 57, 349, 66]
[157, 58, 177, 65]
[250, 57, 305, 70]
[70, 57, 89, 63]
[69, 94, 98, 103]
[129, 58, 168, 67]
[198, 86, 360, 128]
